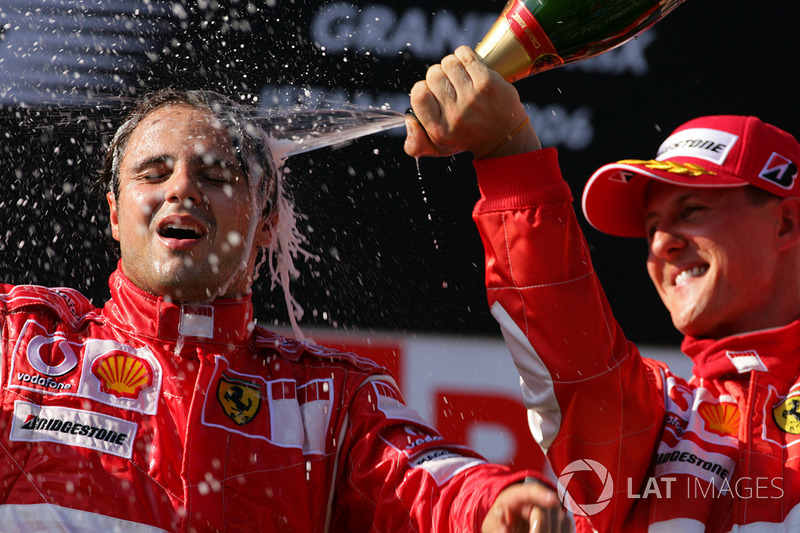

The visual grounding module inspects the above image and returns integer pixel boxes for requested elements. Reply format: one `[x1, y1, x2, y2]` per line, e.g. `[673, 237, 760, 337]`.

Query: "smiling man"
[405, 46, 800, 532]
[0, 89, 570, 532]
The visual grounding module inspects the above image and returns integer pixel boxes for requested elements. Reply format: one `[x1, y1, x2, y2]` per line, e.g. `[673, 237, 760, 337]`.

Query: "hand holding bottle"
[404, 46, 541, 160]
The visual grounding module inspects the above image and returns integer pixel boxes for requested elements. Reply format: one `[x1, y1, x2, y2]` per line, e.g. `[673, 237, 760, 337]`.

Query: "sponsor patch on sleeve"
[10, 400, 138, 459]
[409, 448, 485, 485]
[370, 380, 428, 425]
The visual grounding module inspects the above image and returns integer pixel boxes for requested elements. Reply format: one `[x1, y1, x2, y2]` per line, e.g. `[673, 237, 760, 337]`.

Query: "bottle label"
[504, 0, 564, 70]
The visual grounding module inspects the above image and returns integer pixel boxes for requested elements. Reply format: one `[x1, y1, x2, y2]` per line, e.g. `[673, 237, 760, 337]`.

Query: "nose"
[165, 162, 202, 207]
[649, 224, 686, 260]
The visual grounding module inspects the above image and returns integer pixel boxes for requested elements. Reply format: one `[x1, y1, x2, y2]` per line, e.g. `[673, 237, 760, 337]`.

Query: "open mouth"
[159, 226, 202, 240]
[156, 214, 208, 249]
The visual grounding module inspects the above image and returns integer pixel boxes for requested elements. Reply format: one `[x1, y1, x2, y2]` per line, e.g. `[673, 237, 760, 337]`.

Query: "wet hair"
[98, 89, 278, 243]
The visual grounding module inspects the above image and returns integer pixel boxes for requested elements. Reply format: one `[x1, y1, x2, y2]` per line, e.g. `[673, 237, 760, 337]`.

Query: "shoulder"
[0, 283, 100, 328]
[253, 327, 388, 375]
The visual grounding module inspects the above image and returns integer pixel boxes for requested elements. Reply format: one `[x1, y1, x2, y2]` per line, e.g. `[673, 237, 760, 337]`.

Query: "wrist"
[473, 117, 542, 159]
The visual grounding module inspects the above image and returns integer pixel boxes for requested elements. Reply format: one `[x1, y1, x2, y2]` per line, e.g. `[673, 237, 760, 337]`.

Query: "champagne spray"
[271, 0, 688, 155]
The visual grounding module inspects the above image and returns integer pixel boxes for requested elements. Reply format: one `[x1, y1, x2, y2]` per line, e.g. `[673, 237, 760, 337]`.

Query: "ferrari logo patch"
[217, 374, 261, 426]
[773, 396, 800, 434]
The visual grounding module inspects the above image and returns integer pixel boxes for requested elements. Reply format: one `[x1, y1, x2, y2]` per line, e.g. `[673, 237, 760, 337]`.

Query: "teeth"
[675, 266, 708, 285]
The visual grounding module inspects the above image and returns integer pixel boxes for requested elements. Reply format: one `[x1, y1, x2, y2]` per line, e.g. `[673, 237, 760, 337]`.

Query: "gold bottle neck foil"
[475, 0, 564, 82]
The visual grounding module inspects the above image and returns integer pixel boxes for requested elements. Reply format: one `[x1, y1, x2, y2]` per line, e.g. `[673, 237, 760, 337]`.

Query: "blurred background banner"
[0, 0, 796, 464]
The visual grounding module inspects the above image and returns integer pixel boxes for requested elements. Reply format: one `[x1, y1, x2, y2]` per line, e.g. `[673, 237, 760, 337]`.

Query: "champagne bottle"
[475, 0, 687, 82]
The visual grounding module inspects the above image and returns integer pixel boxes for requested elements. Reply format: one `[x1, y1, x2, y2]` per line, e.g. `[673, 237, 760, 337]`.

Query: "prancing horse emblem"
[773, 397, 800, 434]
[217, 374, 261, 426]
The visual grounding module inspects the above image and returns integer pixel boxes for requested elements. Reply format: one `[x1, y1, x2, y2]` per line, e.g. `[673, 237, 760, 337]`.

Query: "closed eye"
[132, 155, 174, 181]
[199, 167, 236, 184]
[143, 170, 169, 181]
[681, 204, 707, 220]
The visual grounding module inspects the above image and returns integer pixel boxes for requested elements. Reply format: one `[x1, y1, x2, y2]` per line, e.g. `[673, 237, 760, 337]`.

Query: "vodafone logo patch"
[27, 334, 79, 377]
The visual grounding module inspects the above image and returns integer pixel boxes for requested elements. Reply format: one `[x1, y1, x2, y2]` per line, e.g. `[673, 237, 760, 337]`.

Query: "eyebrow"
[130, 153, 241, 173]
[130, 155, 172, 172]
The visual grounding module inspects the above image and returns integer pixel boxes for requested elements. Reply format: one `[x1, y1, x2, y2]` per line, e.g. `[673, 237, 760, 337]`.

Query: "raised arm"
[405, 46, 668, 531]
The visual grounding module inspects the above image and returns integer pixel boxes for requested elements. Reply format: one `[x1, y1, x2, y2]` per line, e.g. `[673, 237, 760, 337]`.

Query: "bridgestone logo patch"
[10, 401, 138, 459]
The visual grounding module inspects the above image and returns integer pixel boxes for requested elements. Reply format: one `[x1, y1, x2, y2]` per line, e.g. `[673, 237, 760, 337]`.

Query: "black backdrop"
[1, 0, 798, 347]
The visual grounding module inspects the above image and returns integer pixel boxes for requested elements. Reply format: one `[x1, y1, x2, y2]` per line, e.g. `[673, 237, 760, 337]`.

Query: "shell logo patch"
[217, 374, 261, 426]
[91, 351, 153, 399]
[773, 396, 800, 434]
[698, 402, 740, 437]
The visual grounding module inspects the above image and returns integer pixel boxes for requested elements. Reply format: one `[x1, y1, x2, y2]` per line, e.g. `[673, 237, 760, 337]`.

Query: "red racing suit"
[0, 265, 539, 532]
[472, 148, 800, 532]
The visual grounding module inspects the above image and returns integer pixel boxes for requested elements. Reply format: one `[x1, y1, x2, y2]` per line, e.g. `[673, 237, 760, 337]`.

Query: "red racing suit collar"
[102, 263, 256, 351]
[682, 318, 800, 383]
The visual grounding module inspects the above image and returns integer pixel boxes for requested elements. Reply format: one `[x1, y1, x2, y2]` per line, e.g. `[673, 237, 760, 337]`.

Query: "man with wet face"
[0, 88, 570, 532]
[405, 45, 800, 531]
[108, 101, 271, 302]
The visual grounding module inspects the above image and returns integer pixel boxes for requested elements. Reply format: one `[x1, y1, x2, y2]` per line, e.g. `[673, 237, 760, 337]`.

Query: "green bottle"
[475, 0, 687, 82]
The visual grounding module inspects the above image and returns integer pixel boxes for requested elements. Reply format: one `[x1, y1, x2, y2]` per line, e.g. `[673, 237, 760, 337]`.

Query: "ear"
[776, 196, 800, 251]
[254, 208, 278, 248]
[107, 191, 121, 242]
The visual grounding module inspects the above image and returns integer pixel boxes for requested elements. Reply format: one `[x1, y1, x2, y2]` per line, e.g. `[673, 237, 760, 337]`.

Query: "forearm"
[472, 150, 666, 529]
[336, 375, 545, 531]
